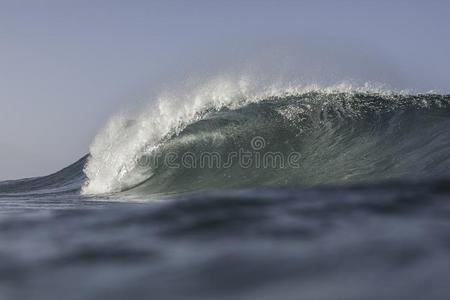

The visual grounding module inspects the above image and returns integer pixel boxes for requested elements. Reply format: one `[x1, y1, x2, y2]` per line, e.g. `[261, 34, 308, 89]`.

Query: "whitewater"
[1, 77, 450, 300]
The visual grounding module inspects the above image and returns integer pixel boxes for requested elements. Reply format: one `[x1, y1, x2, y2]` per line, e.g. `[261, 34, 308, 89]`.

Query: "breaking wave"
[80, 77, 450, 196]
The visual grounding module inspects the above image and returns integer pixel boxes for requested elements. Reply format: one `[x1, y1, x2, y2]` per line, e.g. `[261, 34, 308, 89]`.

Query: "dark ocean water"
[1, 92, 450, 299]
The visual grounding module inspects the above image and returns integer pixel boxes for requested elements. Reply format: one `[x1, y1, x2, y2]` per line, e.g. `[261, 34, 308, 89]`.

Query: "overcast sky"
[1, 0, 450, 180]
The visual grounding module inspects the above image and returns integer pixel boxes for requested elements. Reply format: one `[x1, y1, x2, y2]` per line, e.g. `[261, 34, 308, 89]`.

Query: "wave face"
[82, 80, 450, 196]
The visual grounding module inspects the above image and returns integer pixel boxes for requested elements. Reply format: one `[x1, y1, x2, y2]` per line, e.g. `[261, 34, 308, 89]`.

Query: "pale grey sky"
[1, 0, 450, 180]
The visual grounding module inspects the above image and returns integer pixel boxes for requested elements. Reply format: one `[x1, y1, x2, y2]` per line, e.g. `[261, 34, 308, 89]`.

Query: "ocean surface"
[1, 88, 450, 299]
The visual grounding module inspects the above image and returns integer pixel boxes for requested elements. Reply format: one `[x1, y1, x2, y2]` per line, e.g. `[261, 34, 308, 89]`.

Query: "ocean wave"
[80, 77, 450, 196]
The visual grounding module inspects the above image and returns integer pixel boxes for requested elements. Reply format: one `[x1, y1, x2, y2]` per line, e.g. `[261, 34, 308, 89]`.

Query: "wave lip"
[81, 78, 450, 196]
